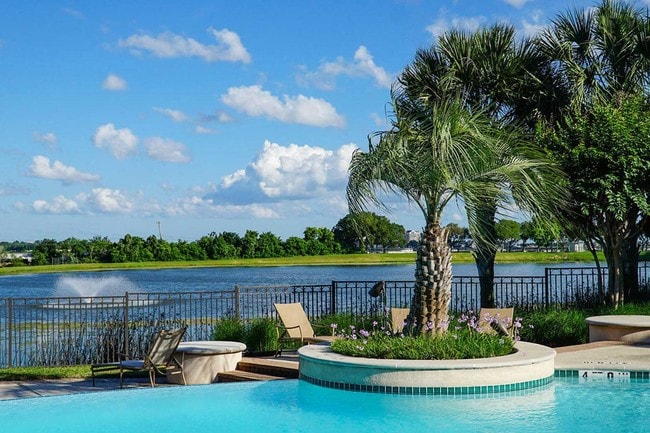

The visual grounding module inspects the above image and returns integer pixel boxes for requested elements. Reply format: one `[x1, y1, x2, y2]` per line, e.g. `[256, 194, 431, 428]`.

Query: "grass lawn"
[0, 250, 618, 276]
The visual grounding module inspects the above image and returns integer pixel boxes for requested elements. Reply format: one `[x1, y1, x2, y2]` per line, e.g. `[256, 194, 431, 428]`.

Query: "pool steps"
[217, 357, 299, 382]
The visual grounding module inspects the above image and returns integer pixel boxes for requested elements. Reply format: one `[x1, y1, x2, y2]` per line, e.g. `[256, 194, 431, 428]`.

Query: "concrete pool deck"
[1, 342, 649, 400]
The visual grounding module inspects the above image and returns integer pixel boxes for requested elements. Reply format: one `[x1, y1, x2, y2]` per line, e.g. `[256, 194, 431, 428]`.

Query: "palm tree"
[347, 77, 560, 333]
[535, 0, 650, 304]
[395, 24, 567, 307]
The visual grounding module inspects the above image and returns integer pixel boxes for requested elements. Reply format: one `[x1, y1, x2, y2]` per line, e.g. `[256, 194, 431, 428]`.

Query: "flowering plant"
[330, 311, 518, 360]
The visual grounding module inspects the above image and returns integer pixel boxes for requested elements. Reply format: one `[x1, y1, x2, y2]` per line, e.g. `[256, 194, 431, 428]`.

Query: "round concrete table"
[586, 315, 650, 342]
[166, 341, 247, 385]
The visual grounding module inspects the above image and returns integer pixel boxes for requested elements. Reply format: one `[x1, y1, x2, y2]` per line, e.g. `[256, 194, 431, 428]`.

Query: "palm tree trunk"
[413, 218, 452, 335]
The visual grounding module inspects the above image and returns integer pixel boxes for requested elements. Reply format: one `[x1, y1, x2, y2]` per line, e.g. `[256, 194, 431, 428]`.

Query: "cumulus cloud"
[28, 155, 99, 184]
[32, 188, 152, 215]
[520, 9, 547, 37]
[300, 46, 392, 89]
[206, 140, 356, 205]
[102, 74, 127, 91]
[153, 107, 188, 122]
[33, 132, 57, 146]
[503, 0, 533, 7]
[195, 125, 217, 134]
[0, 183, 28, 197]
[221, 85, 345, 128]
[144, 137, 191, 163]
[92, 123, 138, 159]
[33, 195, 80, 214]
[426, 15, 488, 37]
[118, 27, 251, 63]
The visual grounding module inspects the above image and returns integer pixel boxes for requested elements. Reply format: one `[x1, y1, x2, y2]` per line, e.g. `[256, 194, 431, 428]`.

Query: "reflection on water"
[0, 262, 594, 299]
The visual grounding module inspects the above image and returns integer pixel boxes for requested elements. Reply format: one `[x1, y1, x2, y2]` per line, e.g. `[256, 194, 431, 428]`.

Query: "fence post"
[7, 298, 12, 368]
[124, 292, 129, 358]
[544, 268, 550, 307]
[330, 281, 337, 315]
[234, 286, 240, 320]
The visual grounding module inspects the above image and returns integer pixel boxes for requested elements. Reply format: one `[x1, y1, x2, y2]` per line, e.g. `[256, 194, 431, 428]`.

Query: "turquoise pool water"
[1, 378, 648, 433]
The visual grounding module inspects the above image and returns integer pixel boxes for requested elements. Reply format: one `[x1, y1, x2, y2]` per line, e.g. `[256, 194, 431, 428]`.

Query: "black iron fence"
[1, 263, 647, 368]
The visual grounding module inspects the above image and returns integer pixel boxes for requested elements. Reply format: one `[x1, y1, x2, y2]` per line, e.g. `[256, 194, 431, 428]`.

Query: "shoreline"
[0, 251, 614, 277]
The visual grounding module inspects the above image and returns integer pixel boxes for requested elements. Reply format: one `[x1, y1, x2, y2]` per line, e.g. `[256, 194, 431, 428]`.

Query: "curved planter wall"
[298, 341, 556, 395]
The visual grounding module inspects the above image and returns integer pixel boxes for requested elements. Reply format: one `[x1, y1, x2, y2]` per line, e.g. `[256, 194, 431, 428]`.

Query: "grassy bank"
[0, 251, 615, 277]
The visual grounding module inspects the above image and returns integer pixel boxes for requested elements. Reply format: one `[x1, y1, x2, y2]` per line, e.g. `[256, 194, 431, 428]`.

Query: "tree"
[347, 82, 546, 333]
[536, 0, 650, 304]
[495, 220, 520, 252]
[520, 221, 535, 251]
[541, 96, 650, 302]
[32, 239, 59, 265]
[397, 24, 567, 308]
[283, 237, 308, 256]
[241, 230, 259, 259]
[257, 232, 284, 258]
[303, 227, 340, 255]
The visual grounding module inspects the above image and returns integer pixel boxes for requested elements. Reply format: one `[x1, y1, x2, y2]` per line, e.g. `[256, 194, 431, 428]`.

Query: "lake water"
[0, 262, 594, 299]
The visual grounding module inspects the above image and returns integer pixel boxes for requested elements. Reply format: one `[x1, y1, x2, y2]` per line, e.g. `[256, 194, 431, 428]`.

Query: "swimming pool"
[1, 378, 648, 433]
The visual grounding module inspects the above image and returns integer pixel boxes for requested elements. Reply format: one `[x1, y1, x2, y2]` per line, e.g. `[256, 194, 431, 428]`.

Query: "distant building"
[405, 229, 420, 250]
[405, 230, 420, 243]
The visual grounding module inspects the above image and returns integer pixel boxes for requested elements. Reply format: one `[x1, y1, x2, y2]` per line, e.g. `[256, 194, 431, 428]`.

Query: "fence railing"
[1, 263, 647, 368]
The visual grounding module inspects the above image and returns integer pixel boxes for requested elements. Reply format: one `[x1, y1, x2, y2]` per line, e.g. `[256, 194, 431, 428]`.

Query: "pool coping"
[298, 341, 556, 395]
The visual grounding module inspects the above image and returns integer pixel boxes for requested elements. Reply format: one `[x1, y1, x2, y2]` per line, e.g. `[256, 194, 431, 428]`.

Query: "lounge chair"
[390, 307, 410, 334]
[91, 326, 187, 387]
[478, 308, 514, 337]
[273, 302, 336, 355]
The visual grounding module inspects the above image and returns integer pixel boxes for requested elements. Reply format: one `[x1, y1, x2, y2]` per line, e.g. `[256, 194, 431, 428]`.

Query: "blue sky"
[0, 0, 613, 242]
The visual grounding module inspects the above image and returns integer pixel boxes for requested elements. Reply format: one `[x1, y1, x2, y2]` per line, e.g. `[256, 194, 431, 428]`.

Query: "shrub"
[518, 308, 588, 347]
[330, 312, 515, 360]
[212, 317, 246, 342]
[245, 318, 277, 354]
[212, 317, 278, 354]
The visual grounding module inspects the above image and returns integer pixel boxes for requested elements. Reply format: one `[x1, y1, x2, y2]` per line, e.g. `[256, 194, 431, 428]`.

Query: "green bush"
[519, 308, 589, 347]
[212, 317, 246, 342]
[212, 317, 278, 354]
[330, 314, 515, 360]
[245, 318, 278, 354]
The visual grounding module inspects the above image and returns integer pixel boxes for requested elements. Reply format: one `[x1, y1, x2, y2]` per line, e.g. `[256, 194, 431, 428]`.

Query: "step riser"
[216, 358, 299, 382]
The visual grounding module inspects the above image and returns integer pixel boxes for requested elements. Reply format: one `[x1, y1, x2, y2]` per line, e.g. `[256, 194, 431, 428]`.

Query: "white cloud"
[426, 16, 488, 37]
[92, 123, 138, 159]
[163, 196, 280, 219]
[102, 74, 127, 91]
[195, 125, 217, 134]
[33, 132, 57, 145]
[31, 188, 160, 215]
[520, 20, 546, 37]
[300, 46, 392, 89]
[62, 7, 84, 19]
[221, 85, 345, 128]
[84, 188, 138, 213]
[207, 140, 356, 204]
[33, 196, 80, 214]
[28, 155, 99, 184]
[153, 107, 188, 122]
[520, 9, 547, 37]
[503, 0, 533, 8]
[144, 137, 191, 163]
[118, 27, 251, 63]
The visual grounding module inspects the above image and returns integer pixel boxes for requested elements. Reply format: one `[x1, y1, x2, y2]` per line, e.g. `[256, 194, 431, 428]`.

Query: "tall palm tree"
[395, 24, 567, 307]
[535, 0, 650, 304]
[347, 81, 560, 333]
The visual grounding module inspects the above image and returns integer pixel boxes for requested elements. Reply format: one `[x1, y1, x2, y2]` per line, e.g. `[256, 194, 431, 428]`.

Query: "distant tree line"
[5, 212, 407, 266]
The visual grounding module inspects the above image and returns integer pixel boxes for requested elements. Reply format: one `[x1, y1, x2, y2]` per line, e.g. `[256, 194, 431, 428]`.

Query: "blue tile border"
[555, 369, 650, 381]
[299, 373, 554, 395]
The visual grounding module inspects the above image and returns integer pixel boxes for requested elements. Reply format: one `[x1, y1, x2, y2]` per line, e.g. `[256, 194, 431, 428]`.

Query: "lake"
[0, 262, 594, 299]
